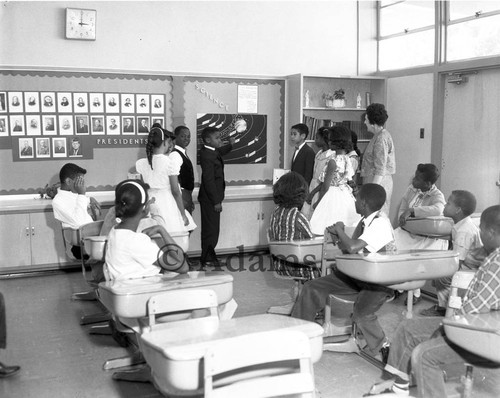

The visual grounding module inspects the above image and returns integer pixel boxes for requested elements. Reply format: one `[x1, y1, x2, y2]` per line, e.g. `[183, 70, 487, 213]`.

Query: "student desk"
[443, 311, 500, 363]
[98, 271, 234, 319]
[140, 313, 324, 396]
[403, 216, 454, 239]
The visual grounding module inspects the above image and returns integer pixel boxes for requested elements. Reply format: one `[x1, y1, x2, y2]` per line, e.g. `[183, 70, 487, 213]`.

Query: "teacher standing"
[361, 103, 395, 216]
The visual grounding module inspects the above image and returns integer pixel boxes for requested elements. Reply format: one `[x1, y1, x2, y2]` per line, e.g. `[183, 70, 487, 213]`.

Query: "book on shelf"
[302, 116, 373, 142]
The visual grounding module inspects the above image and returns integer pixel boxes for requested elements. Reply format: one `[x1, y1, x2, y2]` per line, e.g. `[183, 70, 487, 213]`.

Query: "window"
[378, 1, 435, 70]
[446, 2, 500, 62]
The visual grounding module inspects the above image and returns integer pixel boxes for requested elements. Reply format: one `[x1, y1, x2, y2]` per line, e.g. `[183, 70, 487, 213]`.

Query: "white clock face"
[66, 8, 96, 40]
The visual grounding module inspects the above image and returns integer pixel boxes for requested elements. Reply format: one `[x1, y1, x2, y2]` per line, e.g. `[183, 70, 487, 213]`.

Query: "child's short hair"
[291, 123, 309, 139]
[201, 127, 219, 143]
[358, 183, 386, 212]
[114, 179, 150, 219]
[365, 103, 388, 126]
[451, 190, 477, 217]
[481, 205, 500, 234]
[328, 125, 353, 152]
[59, 163, 86, 184]
[174, 125, 189, 137]
[416, 163, 440, 184]
[273, 171, 308, 209]
[316, 127, 331, 142]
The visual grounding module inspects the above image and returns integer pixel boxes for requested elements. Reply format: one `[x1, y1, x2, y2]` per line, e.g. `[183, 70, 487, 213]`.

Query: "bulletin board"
[0, 69, 173, 195]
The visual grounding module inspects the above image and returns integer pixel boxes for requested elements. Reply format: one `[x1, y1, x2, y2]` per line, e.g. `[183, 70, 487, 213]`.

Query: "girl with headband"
[135, 127, 196, 235]
[104, 179, 188, 280]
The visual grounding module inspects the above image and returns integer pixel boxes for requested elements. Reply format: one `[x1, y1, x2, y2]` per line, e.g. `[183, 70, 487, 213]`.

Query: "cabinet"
[286, 74, 386, 161]
[0, 211, 69, 272]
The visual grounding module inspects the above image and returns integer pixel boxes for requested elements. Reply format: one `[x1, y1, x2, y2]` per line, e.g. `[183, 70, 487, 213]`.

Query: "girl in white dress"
[302, 127, 335, 219]
[136, 127, 196, 234]
[104, 179, 188, 281]
[310, 126, 360, 235]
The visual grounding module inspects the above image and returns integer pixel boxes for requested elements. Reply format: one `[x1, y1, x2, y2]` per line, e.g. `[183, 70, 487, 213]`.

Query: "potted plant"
[38, 182, 60, 199]
[333, 89, 346, 108]
[323, 92, 335, 108]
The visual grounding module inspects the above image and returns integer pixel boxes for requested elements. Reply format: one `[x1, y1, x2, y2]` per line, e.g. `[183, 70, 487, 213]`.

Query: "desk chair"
[204, 330, 316, 398]
[108, 289, 219, 380]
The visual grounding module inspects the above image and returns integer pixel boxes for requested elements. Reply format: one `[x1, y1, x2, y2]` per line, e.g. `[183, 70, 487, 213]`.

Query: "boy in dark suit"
[198, 127, 234, 268]
[172, 126, 195, 214]
[290, 123, 315, 186]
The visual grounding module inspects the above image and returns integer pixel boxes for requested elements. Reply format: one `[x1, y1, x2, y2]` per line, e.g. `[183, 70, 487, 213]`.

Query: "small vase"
[325, 99, 334, 108]
[333, 99, 345, 108]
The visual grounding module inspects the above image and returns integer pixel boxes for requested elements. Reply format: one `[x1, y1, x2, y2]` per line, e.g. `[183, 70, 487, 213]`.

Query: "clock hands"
[78, 10, 88, 26]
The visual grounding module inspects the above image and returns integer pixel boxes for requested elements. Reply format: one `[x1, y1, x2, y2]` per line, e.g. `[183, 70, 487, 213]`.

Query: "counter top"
[0, 185, 273, 213]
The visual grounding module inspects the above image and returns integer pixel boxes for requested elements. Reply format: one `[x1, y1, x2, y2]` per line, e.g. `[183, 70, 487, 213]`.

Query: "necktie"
[292, 147, 299, 164]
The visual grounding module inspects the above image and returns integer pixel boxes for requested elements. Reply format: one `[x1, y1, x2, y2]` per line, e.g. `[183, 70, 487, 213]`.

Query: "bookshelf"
[286, 74, 386, 166]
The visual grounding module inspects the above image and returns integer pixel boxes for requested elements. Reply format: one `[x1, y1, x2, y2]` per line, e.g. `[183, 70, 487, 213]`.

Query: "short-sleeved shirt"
[104, 227, 161, 281]
[52, 189, 93, 229]
[452, 216, 482, 261]
[136, 154, 179, 189]
[358, 211, 396, 253]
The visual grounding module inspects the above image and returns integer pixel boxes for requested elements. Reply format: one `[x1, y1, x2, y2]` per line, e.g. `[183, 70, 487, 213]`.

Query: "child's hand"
[182, 214, 189, 226]
[399, 209, 412, 227]
[333, 222, 345, 234]
[74, 175, 86, 195]
[141, 225, 165, 237]
[88, 197, 101, 220]
[214, 203, 222, 213]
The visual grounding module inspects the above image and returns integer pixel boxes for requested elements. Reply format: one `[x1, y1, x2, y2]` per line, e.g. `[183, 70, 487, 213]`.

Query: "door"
[441, 69, 500, 212]
[0, 213, 31, 269]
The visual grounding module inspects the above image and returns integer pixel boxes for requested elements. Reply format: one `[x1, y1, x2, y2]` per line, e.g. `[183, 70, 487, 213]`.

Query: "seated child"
[52, 163, 101, 259]
[368, 205, 500, 397]
[394, 163, 447, 303]
[104, 179, 188, 281]
[268, 171, 319, 280]
[292, 183, 396, 363]
[420, 190, 482, 316]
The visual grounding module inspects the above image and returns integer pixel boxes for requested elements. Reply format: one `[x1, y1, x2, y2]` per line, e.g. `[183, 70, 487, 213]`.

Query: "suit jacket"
[21, 147, 33, 156]
[173, 148, 194, 191]
[198, 144, 232, 205]
[291, 144, 315, 186]
[77, 125, 88, 134]
[55, 146, 65, 153]
[123, 125, 134, 132]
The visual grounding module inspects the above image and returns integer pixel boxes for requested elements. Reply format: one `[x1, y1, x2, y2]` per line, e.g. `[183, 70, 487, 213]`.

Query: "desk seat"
[98, 272, 233, 319]
[268, 237, 324, 266]
[443, 311, 500, 363]
[335, 250, 459, 286]
[403, 216, 454, 238]
[139, 313, 323, 395]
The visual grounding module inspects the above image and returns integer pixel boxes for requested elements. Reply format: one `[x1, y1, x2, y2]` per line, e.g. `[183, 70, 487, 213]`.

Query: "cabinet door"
[0, 213, 31, 268]
[219, 201, 261, 251]
[259, 199, 276, 245]
[30, 212, 68, 266]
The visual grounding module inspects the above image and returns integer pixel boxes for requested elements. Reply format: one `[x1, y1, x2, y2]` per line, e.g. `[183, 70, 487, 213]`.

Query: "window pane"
[449, 1, 500, 21]
[380, 1, 435, 36]
[447, 13, 500, 61]
[379, 29, 434, 70]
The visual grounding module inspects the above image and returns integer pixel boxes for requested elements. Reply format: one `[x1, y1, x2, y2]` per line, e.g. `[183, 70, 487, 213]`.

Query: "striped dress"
[268, 206, 320, 280]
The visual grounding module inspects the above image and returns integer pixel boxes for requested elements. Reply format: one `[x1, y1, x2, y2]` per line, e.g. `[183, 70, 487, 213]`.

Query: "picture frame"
[41, 92, 56, 113]
[0, 116, 8, 136]
[75, 115, 90, 135]
[59, 115, 74, 135]
[42, 115, 57, 135]
[137, 116, 150, 135]
[24, 92, 40, 113]
[106, 116, 120, 135]
[57, 92, 73, 113]
[136, 94, 150, 114]
[69, 137, 83, 157]
[26, 115, 42, 136]
[122, 116, 135, 135]
[73, 93, 89, 113]
[90, 93, 104, 113]
[151, 116, 165, 128]
[105, 93, 120, 113]
[19, 138, 34, 159]
[151, 94, 165, 114]
[9, 115, 24, 136]
[8, 92, 24, 113]
[0, 92, 6, 113]
[36, 138, 51, 158]
[53, 137, 67, 158]
[121, 94, 135, 114]
[91, 115, 105, 135]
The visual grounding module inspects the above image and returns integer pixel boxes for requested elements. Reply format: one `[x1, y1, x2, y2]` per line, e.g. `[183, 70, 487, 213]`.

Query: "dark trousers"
[200, 200, 220, 263]
[0, 293, 6, 349]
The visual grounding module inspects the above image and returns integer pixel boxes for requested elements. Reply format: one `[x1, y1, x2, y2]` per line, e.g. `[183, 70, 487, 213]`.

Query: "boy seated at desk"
[394, 163, 447, 304]
[420, 190, 482, 317]
[368, 205, 500, 397]
[291, 183, 396, 363]
[52, 163, 101, 260]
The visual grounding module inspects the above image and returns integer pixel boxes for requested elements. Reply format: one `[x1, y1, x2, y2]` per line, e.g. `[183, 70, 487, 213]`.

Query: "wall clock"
[66, 8, 97, 40]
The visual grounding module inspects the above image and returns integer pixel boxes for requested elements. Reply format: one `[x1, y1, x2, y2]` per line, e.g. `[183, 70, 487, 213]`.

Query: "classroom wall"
[0, 1, 359, 77]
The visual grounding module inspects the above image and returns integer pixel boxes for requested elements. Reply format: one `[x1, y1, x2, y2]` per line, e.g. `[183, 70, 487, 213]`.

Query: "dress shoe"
[201, 259, 225, 270]
[379, 344, 390, 365]
[420, 304, 446, 317]
[0, 362, 20, 378]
